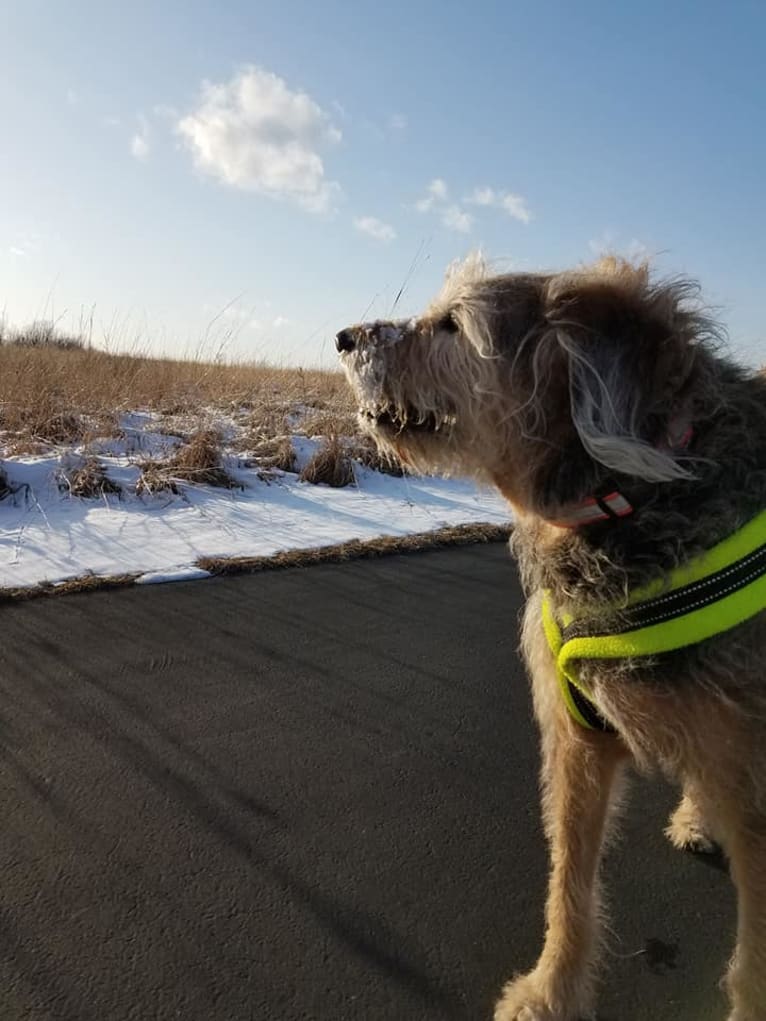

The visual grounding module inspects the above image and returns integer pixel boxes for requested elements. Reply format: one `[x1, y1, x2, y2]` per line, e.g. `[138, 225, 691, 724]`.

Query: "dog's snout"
[335, 328, 356, 354]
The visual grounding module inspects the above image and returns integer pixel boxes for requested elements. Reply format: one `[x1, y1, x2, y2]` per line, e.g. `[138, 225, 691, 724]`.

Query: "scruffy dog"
[336, 255, 766, 1021]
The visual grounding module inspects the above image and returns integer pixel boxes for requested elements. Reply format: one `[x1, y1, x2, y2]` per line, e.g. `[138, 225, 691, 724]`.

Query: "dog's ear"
[543, 260, 704, 482]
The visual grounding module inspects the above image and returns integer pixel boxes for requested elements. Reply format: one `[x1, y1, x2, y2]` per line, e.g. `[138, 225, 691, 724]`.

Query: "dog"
[336, 254, 766, 1021]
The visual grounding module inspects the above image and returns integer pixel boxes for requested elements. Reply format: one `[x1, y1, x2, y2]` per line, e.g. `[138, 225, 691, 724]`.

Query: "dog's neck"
[545, 420, 694, 530]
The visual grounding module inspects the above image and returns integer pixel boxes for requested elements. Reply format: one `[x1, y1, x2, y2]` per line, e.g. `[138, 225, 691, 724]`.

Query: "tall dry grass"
[0, 341, 356, 452]
[0, 326, 409, 489]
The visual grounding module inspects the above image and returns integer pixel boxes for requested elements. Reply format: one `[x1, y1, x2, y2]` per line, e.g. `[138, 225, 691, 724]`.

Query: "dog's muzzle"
[335, 318, 413, 355]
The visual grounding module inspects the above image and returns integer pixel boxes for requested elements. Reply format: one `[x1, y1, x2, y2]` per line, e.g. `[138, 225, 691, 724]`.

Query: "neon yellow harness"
[543, 508, 766, 730]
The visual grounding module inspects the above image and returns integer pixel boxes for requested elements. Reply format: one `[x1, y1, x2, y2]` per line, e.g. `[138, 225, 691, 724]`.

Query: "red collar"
[550, 490, 634, 529]
[549, 422, 694, 530]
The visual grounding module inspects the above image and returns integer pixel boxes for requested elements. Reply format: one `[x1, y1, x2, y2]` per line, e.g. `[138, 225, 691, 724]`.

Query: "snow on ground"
[0, 414, 510, 590]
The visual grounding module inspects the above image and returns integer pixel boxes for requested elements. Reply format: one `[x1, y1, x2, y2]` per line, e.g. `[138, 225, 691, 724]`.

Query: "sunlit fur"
[338, 254, 766, 1021]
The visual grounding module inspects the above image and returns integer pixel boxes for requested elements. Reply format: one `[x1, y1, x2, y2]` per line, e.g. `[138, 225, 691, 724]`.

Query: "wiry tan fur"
[337, 254, 766, 1021]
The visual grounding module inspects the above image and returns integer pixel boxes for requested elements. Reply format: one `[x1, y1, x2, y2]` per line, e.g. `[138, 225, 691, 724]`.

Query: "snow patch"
[0, 412, 511, 592]
[136, 566, 214, 585]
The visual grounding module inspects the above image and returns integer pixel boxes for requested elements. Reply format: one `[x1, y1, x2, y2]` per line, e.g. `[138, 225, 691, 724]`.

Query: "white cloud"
[465, 186, 532, 223]
[130, 115, 151, 160]
[272, 315, 291, 328]
[130, 134, 150, 160]
[466, 186, 496, 206]
[353, 216, 397, 242]
[414, 179, 473, 233]
[429, 178, 448, 200]
[500, 193, 532, 223]
[441, 205, 473, 233]
[176, 65, 342, 213]
[388, 113, 407, 133]
[415, 177, 448, 212]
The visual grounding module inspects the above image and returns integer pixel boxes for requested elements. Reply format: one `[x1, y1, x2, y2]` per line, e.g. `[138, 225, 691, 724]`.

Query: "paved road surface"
[0, 545, 735, 1020]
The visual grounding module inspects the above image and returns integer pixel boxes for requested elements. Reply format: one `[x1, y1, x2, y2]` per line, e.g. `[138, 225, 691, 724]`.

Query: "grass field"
[0, 323, 378, 487]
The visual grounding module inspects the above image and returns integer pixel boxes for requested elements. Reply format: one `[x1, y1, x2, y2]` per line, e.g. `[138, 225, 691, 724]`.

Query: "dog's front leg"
[495, 715, 625, 1021]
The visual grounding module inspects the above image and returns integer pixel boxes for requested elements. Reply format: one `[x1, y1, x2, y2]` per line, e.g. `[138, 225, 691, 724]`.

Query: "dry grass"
[0, 336, 402, 491]
[57, 457, 122, 499]
[299, 434, 405, 487]
[137, 429, 239, 494]
[0, 340, 355, 455]
[171, 429, 237, 486]
[299, 435, 356, 488]
[0, 571, 142, 604]
[244, 436, 296, 473]
[352, 437, 406, 477]
[198, 523, 512, 576]
[5, 320, 86, 350]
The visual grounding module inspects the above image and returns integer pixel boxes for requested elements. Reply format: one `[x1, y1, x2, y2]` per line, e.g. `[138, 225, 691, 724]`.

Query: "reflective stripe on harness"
[543, 508, 766, 731]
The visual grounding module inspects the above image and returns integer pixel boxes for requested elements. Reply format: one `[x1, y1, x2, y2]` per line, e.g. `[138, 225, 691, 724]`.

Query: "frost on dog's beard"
[337, 277, 518, 478]
[341, 321, 457, 463]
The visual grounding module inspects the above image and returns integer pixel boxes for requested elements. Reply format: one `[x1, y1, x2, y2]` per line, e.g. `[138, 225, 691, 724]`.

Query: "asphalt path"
[0, 544, 735, 1020]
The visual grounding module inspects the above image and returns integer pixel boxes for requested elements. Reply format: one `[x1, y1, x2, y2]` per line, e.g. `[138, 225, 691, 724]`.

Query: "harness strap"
[542, 598, 615, 731]
[543, 508, 766, 731]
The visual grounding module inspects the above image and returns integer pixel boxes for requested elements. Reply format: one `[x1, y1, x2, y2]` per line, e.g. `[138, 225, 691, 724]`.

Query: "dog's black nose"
[335, 328, 356, 353]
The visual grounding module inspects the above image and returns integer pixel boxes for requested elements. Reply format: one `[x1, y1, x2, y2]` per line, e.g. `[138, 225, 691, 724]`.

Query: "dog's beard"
[342, 341, 456, 445]
[340, 323, 502, 475]
[360, 404, 456, 435]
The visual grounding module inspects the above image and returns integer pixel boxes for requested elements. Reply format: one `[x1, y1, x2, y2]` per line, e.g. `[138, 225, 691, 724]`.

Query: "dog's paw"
[493, 973, 580, 1021]
[665, 797, 719, 855]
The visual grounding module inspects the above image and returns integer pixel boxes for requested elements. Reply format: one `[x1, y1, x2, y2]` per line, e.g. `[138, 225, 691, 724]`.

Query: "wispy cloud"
[201, 299, 286, 334]
[466, 186, 494, 207]
[441, 205, 473, 233]
[625, 239, 650, 261]
[465, 186, 532, 223]
[130, 135, 150, 160]
[415, 179, 474, 232]
[353, 215, 397, 242]
[130, 115, 151, 161]
[176, 65, 342, 214]
[589, 231, 650, 261]
[331, 100, 350, 122]
[8, 233, 41, 259]
[415, 178, 448, 213]
[359, 111, 409, 143]
[588, 230, 615, 255]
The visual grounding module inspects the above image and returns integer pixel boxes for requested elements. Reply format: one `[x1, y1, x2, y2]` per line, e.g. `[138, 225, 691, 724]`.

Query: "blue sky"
[2, 0, 764, 366]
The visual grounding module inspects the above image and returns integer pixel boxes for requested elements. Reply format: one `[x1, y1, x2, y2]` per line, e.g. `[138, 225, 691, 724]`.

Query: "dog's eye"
[436, 312, 459, 334]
